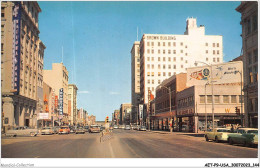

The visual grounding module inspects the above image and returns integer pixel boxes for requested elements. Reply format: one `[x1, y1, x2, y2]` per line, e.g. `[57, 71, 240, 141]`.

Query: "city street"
[1, 130, 258, 158]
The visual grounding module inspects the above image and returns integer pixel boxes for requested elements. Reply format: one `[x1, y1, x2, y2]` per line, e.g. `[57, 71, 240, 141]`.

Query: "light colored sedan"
[41, 127, 54, 135]
[5, 126, 38, 137]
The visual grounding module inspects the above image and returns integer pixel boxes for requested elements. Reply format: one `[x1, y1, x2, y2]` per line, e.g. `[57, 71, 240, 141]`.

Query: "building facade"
[43, 63, 69, 125]
[236, 1, 258, 128]
[119, 103, 131, 125]
[68, 84, 78, 126]
[139, 18, 223, 106]
[1, 1, 44, 131]
[113, 109, 120, 125]
[152, 73, 187, 130]
[131, 41, 141, 124]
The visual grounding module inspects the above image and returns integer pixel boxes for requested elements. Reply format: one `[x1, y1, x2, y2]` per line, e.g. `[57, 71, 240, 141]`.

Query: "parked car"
[75, 127, 85, 134]
[69, 126, 76, 133]
[113, 125, 119, 129]
[204, 128, 231, 142]
[228, 128, 258, 147]
[125, 125, 131, 130]
[59, 126, 70, 134]
[89, 125, 101, 133]
[41, 127, 54, 135]
[5, 126, 38, 137]
[139, 126, 147, 131]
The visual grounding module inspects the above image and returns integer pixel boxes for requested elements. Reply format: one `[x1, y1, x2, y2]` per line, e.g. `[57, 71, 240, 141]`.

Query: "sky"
[38, 1, 242, 121]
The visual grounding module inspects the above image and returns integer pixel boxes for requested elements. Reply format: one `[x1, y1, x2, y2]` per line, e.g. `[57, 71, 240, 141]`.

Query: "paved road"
[1, 129, 258, 158]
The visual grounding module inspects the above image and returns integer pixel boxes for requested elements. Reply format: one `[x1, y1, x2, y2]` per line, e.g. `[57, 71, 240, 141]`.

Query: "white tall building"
[140, 18, 223, 104]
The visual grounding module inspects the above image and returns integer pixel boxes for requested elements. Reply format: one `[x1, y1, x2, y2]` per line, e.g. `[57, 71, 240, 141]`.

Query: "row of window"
[199, 95, 243, 104]
[248, 49, 258, 65]
[146, 56, 221, 63]
[205, 43, 220, 47]
[178, 96, 194, 108]
[147, 49, 187, 55]
[147, 71, 178, 77]
[245, 14, 257, 35]
[147, 64, 185, 69]
[146, 41, 221, 48]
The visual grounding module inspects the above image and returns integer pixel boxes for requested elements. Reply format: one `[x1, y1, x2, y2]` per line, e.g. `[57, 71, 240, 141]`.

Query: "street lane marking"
[108, 141, 115, 158]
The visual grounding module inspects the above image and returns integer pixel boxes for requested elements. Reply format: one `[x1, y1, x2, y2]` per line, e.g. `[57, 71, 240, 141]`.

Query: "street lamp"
[159, 85, 172, 132]
[237, 71, 243, 127]
[195, 61, 215, 130]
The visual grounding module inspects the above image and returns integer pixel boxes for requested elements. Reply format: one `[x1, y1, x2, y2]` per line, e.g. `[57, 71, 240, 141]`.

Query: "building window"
[158, 64, 161, 69]
[173, 50, 176, 54]
[253, 49, 258, 62]
[173, 65, 176, 69]
[152, 80, 154, 84]
[163, 42, 165, 46]
[249, 67, 253, 83]
[217, 57, 220, 62]
[173, 57, 176, 62]
[148, 80, 150, 84]
[185, 53, 188, 56]
[163, 50, 165, 54]
[247, 18, 251, 35]
[231, 95, 236, 103]
[181, 50, 183, 53]
[158, 57, 160, 61]
[223, 95, 229, 103]
[205, 43, 208, 46]
[180, 42, 183, 46]
[200, 95, 205, 103]
[151, 72, 154, 76]
[151, 49, 154, 54]
[173, 42, 176, 46]
[207, 95, 212, 103]
[181, 65, 183, 68]
[253, 15, 257, 31]
[206, 50, 208, 54]
[151, 42, 154, 46]
[1, 7, 4, 18]
[168, 57, 171, 61]
[213, 58, 216, 62]
[213, 43, 215, 47]
[151, 64, 154, 69]
[217, 43, 219, 47]
[147, 42, 150, 46]
[248, 52, 252, 65]
[158, 42, 160, 46]
[158, 72, 161, 76]
[147, 57, 150, 61]
[147, 49, 150, 54]
[168, 42, 171, 46]
[158, 80, 161, 84]
[168, 72, 171, 76]
[158, 49, 160, 54]
[163, 72, 166, 76]
[213, 50, 215, 55]
[168, 50, 171, 54]
[181, 57, 183, 61]
[163, 64, 166, 69]
[147, 64, 150, 69]
[214, 95, 220, 103]
[147, 72, 150, 76]
[217, 50, 219, 55]
[163, 57, 166, 61]
[168, 65, 171, 69]
[151, 57, 154, 61]
[254, 66, 258, 82]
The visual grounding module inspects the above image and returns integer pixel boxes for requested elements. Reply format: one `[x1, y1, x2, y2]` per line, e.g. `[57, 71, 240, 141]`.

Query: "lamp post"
[205, 82, 209, 132]
[159, 85, 172, 132]
[237, 71, 243, 127]
[195, 61, 215, 130]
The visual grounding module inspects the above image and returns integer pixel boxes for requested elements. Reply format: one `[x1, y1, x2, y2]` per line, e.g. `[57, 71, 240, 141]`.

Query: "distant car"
[41, 127, 54, 135]
[125, 125, 131, 130]
[5, 126, 38, 137]
[139, 126, 146, 131]
[181, 125, 189, 132]
[84, 126, 89, 132]
[204, 128, 231, 142]
[133, 125, 139, 130]
[228, 128, 258, 147]
[113, 125, 118, 129]
[75, 127, 85, 134]
[59, 126, 70, 134]
[89, 125, 101, 133]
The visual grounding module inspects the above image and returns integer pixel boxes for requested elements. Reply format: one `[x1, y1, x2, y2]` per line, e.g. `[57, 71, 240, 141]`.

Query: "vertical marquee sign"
[59, 88, 64, 116]
[12, 2, 21, 94]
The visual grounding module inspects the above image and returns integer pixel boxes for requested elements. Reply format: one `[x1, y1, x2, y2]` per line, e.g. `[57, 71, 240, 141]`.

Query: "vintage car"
[89, 125, 101, 133]
[41, 127, 54, 135]
[139, 126, 147, 131]
[58, 126, 70, 134]
[228, 128, 258, 146]
[125, 125, 131, 130]
[53, 126, 60, 134]
[84, 126, 89, 132]
[113, 125, 119, 129]
[75, 127, 85, 134]
[204, 128, 231, 142]
[5, 126, 38, 137]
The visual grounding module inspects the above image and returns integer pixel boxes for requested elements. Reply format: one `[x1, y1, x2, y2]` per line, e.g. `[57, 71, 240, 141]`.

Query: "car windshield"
[247, 130, 258, 134]
[43, 127, 51, 130]
[61, 127, 68, 129]
[217, 129, 230, 132]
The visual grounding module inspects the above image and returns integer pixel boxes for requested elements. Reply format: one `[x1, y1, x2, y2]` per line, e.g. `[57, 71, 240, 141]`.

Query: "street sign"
[59, 88, 63, 115]
[139, 104, 143, 119]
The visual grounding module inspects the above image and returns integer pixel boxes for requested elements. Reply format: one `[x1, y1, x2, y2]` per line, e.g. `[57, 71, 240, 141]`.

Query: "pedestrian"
[231, 124, 234, 133]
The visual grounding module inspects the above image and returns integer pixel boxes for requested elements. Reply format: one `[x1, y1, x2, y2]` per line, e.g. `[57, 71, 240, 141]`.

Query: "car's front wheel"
[205, 136, 209, 141]
[215, 136, 219, 143]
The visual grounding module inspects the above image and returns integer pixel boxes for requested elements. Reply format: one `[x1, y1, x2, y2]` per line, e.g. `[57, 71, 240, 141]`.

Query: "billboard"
[38, 113, 49, 120]
[139, 104, 143, 119]
[12, 2, 21, 94]
[187, 61, 243, 87]
[59, 88, 64, 115]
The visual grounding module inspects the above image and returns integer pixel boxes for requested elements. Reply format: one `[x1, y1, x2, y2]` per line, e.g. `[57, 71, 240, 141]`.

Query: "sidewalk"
[147, 129, 205, 137]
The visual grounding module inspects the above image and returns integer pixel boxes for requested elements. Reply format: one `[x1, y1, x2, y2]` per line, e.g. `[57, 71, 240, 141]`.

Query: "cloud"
[109, 91, 119, 95]
[78, 91, 90, 94]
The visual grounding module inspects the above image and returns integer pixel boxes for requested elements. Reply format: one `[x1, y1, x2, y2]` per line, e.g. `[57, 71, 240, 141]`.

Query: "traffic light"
[235, 107, 240, 115]
[105, 116, 109, 123]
